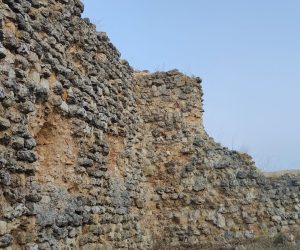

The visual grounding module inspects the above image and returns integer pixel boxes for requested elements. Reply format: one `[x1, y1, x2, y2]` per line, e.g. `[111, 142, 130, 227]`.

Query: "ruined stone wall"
[0, 0, 149, 249]
[134, 72, 300, 248]
[0, 0, 299, 249]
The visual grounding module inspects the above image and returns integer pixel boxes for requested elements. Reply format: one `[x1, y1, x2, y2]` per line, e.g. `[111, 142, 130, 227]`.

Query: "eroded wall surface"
[0, 0, 299, 249]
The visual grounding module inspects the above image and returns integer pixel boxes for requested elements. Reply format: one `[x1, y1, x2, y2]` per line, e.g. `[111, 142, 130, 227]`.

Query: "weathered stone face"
[0, 0, 299, 249]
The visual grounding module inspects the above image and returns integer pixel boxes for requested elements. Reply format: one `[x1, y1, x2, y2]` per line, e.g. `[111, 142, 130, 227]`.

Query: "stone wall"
[134, 71, 300, 248]
[0, 0, 299, 249]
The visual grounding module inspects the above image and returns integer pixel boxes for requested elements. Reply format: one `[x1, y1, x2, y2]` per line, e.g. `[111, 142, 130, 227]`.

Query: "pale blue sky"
[82, 0, 300, 171]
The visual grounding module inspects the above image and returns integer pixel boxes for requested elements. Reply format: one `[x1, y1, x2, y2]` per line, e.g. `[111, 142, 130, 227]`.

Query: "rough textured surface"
[0, 0, 299, 249]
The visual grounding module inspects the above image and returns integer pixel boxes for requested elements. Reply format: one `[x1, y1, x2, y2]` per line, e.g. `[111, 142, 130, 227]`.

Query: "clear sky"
[82, 0, 300, 171]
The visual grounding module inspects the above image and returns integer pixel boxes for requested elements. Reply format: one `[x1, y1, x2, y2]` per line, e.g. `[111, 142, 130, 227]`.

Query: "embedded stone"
[0, 88, 5, 101]
[49, 95, 63, 106]
[19, 101, 35, 114]
[25, 138, 37, 149]
[11, 136, 25, 150]
[37, 213, 55, 228]
[34, 86, 49, 103]
[164, 161, 176, 174]
[60, 101, 69, 113]
[193, 180, 206, 192]
[0, 47, 7, 59]
[0, 221, 7, 235]
[16, 150, 38, 163]
[55, 214, 69, 228]
[0, 134, 11, 145]
[0, 117, 11, 131]
[237, 171, 248, 179]
[78, 158, 94, 168]
[0, 234, 13, 248]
